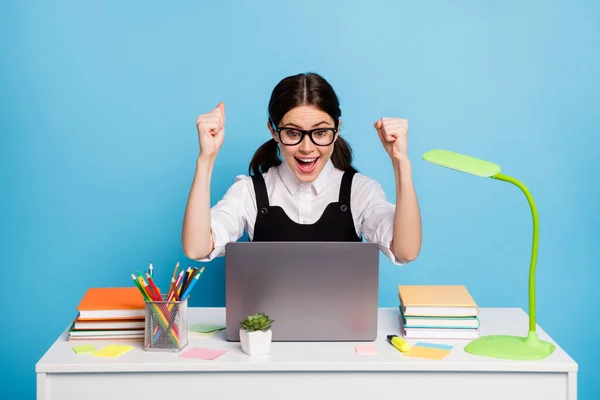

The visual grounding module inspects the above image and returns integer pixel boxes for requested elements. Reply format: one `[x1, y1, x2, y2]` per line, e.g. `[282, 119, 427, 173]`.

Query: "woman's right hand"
[196, 102, 225, 159]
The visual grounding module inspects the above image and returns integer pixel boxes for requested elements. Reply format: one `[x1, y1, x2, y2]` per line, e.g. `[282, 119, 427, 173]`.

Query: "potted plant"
[239, 312, 274, 356]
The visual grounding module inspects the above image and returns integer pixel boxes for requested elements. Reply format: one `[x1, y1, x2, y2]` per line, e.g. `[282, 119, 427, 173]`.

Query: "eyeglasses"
[274, 126, 338, 146]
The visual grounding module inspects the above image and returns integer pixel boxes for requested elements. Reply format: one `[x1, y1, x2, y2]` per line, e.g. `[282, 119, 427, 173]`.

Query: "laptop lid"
[225, 241, 379, 341]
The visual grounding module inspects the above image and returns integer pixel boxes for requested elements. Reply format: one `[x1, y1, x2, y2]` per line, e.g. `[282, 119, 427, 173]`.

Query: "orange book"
[398, 285, 479, 317]
[76, 287, 145, 320]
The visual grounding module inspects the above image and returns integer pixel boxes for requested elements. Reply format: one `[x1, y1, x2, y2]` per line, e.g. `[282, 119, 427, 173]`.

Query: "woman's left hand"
[374, 117, 409, 161]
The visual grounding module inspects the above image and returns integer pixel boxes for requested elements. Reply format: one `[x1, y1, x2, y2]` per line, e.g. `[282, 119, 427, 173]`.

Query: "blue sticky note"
[415, 342, 454, 351]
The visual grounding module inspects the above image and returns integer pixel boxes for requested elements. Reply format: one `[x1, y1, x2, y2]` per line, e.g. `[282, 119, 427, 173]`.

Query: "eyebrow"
[282, 121, 331, 129]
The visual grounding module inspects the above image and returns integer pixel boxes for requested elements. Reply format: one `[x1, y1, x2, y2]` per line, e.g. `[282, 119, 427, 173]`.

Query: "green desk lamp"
[422, 149, 556, 361]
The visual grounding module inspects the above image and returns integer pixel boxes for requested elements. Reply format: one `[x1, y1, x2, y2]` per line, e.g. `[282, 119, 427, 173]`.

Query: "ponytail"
[330, 136, 356, 173]
[248, 139, 281, 176]
[248, 135, 356, 176]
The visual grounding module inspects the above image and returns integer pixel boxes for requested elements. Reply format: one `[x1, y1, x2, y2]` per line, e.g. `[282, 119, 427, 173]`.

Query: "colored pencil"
[141, 280, 157, 301]
[184, 267, 199, 292]
[166, 262, 179, 299]
[180, 267, 191, 296]
[180, 273, 200, 299]
[131, 274, 150, 301]
[173, 271, 184, 301]
[171, 261, 180, 282]
[146, 273, 162, 301]
[180, 267, 204, 299]
[136, 276, 151, 299]
[166, 277, 176, 301]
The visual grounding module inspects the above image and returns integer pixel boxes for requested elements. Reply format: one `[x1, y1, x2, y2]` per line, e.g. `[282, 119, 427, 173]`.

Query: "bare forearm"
[182, 156, 215, 259]
[391, 157, 422, 262]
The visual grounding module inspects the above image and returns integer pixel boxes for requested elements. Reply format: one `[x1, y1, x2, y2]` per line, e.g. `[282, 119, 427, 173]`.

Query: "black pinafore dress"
[250, 170, 362, 242]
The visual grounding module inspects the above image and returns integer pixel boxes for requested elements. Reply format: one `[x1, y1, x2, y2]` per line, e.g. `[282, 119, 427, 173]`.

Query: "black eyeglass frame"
[270, 119, 339, 147]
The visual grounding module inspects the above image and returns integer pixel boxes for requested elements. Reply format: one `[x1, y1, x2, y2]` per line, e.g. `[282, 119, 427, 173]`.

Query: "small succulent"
[240, 312, 274, 332]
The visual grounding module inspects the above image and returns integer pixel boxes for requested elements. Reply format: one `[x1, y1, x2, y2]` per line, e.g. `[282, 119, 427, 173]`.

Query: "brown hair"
[248, 72, 356, 175]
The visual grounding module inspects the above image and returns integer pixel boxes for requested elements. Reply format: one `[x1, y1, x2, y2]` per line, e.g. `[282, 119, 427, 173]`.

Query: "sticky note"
[189, 323, 226, 333]
[355, 345, 377, 355]
[415, 342, 454, 351]
[179, 347, 228, 360]
[189, 330, 219, 339]
[404, 345, 451, 360]
[92, 345, 134, 358]
[72, 345, 96, 354]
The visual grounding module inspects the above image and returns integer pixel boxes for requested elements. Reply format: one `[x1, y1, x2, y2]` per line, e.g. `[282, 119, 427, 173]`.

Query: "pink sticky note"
[355, 345, 377, 355]
[179, 347, 228, 360]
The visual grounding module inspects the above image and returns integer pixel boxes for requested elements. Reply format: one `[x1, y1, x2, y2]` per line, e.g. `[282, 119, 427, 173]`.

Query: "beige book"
[398, 285, 479, 317]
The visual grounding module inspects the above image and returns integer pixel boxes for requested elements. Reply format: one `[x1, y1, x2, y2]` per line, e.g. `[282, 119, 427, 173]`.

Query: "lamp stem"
[492, 173, 538, 332]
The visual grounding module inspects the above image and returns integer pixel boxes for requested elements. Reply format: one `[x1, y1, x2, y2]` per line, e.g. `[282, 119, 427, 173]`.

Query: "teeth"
[297, 157, 317, 163]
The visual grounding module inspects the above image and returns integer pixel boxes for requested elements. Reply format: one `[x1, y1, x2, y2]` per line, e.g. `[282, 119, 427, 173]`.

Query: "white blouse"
[198, 158, 406, 266]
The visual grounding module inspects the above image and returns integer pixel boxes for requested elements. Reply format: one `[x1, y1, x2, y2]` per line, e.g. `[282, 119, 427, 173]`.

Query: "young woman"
[182, 72, 422, 265]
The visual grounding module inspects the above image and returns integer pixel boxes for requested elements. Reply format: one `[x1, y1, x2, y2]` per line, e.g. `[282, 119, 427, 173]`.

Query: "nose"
[299, 134, 315, 153]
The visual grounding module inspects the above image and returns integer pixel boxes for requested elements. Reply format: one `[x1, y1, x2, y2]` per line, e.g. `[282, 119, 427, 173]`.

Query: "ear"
[267, 121, 278, 142]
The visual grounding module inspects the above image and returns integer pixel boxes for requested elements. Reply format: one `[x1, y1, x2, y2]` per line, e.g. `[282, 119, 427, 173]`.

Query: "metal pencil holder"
[143, 297, 188, 352]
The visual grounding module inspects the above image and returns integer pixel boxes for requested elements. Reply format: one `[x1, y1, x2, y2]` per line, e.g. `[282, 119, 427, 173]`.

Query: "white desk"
[36, 307, 577, 400]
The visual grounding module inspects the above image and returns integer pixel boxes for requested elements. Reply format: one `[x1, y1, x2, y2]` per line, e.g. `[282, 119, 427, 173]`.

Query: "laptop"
[224, 241, 379, 341]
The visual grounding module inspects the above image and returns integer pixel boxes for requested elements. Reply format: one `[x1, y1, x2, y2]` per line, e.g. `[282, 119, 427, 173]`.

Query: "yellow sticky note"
[72, 345, 96, 354]
[403, 345, 451, 360]
[92, 344, 134, 358]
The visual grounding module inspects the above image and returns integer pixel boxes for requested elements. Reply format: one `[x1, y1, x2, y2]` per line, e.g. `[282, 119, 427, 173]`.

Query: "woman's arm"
[390, 156, 422, 262]
[182, 102, 226, 259]
[374, 117, 422, 262]
[182, 156, 216, 260]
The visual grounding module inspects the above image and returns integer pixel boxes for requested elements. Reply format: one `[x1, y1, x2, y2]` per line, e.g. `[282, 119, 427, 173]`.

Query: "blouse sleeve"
[352, 174, 407, 266]
[194, 175, 250, 262]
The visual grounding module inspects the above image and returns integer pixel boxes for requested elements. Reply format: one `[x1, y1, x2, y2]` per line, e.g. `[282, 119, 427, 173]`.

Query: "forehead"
[280, 106, 334, 126]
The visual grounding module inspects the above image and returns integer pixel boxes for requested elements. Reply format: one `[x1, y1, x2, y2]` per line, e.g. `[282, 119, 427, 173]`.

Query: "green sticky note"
[189, 323, 225, 333]
[72, 344, 96, 354]
[189, 330, 219, 339]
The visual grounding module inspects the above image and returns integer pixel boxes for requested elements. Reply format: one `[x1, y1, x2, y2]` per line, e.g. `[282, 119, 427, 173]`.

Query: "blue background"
[1, 0, 598, 398]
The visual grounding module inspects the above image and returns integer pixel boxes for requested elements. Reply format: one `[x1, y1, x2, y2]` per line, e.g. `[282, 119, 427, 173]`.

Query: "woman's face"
[269, 105, 339, 183]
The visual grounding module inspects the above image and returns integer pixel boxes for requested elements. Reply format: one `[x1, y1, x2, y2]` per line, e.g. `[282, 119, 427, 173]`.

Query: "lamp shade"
[422, 149, 501, 178]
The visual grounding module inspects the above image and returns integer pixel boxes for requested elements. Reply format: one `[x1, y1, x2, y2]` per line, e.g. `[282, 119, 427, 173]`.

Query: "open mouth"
[295, 157, 319, 174]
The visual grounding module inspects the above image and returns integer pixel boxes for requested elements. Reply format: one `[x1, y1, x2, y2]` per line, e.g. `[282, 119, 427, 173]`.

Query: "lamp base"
[464, 331, 556, 360]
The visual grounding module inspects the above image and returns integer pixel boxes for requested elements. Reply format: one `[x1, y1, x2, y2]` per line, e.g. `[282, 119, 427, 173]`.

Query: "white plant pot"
[239, 328, 272, 356]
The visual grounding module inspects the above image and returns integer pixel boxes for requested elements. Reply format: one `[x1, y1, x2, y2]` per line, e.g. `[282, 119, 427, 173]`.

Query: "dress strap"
[338, 169, 356, 208]
[251, 173, 270, 210]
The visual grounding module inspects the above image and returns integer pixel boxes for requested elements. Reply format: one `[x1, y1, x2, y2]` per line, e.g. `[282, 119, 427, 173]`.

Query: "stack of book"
[68, 287, 146, 341]
[397, 285, 480, 339]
